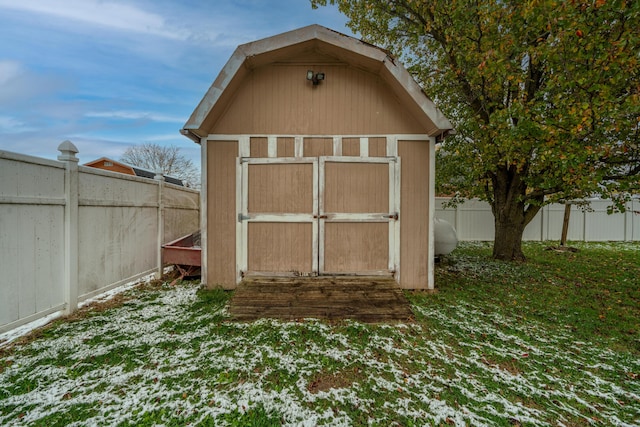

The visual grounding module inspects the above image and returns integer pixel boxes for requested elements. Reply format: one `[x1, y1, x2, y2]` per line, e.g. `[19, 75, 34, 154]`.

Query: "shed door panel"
[323, 222, 389, 272]
[247, 222, 313, 272]
[248, 163, 313, 213]
[324, 162, 389, 212]
[319, 157, 399, 275]
[240, 156, 398, 277]
[242, 158, 318, 275]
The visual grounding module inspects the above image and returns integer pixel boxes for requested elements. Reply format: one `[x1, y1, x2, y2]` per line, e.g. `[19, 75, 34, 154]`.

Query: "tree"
[313, 0, 640, 260]
[120, 143, 200, 188]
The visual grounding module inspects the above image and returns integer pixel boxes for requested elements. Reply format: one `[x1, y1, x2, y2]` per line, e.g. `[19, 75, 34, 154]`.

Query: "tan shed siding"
[248, 223, 313, 273]
[342, 138, 360, 156]
[369, 137, 387, 157]
[398, 140, 430, 289]
[250, 137, 268, 157]
[277, 137, 295, 157]
[303, 137, 333, 157]
[207, 140, 238, 288]
[209, 60, 426, 135]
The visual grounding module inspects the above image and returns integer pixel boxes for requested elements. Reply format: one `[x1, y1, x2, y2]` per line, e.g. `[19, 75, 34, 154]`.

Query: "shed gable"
[209, 52, 426, 135]
[182, 25, 452, 141]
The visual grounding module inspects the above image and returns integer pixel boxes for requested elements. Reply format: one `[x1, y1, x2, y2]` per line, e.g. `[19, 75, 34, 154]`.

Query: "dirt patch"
[307, 367, 366, 394]
[544, 246, 579, 253]
[481, 356, 523, 375]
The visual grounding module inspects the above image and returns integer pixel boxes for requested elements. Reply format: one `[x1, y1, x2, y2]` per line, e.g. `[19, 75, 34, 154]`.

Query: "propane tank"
[434, 218, 458, 255]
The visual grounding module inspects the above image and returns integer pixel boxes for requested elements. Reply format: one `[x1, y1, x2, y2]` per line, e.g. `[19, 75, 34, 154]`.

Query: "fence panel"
[584, 200, 627, 242]
[632, 199, 640, 241]
[0, 152, 66, 329]
[436, 197, 637, 242]
[163, 184, 200, 243]
[1, 146, 200, 334]
[77, 168, 160, 300]
[522, 209, 543, 241]
[457, 199, 495, 241]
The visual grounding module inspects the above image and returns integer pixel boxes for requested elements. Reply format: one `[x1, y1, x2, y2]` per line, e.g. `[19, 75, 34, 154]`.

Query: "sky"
[0, 0, 354, 168]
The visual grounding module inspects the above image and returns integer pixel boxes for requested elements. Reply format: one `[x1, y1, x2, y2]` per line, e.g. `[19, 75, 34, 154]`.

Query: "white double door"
[238, 156, 400, 277]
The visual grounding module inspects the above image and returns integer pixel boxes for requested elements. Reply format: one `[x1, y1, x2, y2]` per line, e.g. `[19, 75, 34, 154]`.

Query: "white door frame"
[238, 157, 319, 278]
[238, 155, 400, 280]
[318, 156, 400, 276]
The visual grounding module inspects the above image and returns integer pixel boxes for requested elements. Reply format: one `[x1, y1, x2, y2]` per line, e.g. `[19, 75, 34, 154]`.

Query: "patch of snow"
[0, 270, 166, 349]
[2, 282, 638, 426]
[0, 311, 63, 348]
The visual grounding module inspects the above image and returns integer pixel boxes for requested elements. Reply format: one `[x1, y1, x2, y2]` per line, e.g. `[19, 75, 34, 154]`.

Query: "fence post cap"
[57, 140, 79, 162]
[154, 170, 164, 180]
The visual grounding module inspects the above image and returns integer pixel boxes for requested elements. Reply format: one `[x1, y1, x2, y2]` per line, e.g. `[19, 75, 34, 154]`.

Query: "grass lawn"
[0, 241, 638, 426]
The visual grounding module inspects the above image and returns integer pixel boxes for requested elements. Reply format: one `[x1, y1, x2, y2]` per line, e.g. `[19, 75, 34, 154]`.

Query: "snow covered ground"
[0, 270, 167, 348]
[1, 280, 638, 426]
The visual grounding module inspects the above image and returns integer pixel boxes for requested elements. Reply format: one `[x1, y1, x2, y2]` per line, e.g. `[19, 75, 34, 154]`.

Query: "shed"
[182, 25, 452, 290]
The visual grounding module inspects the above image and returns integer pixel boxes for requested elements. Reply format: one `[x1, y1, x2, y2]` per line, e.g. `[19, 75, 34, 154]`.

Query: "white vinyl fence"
[435, 197, 640, 242]
[1, 143, 200, 333]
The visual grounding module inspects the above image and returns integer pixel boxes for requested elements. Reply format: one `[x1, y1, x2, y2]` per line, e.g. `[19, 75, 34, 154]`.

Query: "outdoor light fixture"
[306, 70, 325, 85]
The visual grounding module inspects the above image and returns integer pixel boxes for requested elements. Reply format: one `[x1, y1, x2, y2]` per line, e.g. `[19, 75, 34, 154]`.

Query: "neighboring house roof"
[84, 157, 184, 186]
[130, 166, 184, 186]
[181, 24, 453, 142]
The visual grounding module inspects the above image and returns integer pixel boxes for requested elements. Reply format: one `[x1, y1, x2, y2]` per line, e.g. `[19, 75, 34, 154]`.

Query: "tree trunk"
[492, 207, 527, 261]
[490, 166, 539, 261]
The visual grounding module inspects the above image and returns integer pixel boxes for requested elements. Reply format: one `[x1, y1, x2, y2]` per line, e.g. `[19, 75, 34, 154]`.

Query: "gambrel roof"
[181, 24, 452, 141]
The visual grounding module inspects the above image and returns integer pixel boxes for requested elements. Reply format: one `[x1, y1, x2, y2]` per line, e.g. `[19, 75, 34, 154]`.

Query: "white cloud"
[0, 60, 68, 106]
[0, 60, 22, 85]
[85, 110, 185, 123]
[0, 0, 189, 40]
[143, 132, 188, 142]
[0, 115, 34, 133]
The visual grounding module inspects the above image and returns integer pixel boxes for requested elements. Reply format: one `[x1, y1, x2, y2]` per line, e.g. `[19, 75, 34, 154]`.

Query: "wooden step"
[229, 276, 414, 323]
